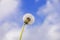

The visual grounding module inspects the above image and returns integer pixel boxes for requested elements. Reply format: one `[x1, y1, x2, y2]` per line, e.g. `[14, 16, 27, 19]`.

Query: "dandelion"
[23, 13, 35, 25]
[20, 13, 35, 40]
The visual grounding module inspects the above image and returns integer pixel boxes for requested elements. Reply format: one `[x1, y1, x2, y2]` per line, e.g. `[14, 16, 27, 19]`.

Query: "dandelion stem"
[20, 24, 26, 40]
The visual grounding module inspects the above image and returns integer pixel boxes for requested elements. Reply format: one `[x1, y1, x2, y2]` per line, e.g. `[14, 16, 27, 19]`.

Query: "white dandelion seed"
[23, 13, 35, 25]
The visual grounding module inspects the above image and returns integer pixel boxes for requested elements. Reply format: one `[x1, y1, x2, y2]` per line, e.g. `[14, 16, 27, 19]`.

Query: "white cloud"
[0, 0, 22, 40]
[36, 0, 60, 40]
[47, 24, 60, 40]
[3, 29, 20, 40]
[0, 0, 20, 21]
[37, 0, 60, 15]
[0, 22, 20, 40]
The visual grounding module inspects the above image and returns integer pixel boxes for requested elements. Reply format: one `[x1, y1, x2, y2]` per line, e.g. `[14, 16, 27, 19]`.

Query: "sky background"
[0, 0, 60, 40]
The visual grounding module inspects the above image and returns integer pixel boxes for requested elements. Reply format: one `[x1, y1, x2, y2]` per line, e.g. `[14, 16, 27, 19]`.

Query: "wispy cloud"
[0, 22, 20, 40]
[3, 28, 20, 40]
[0, 0, 21, 40]
[35, 0, 39, 2]
[35, 0, 60, 40]
[0, 0, 20, 21]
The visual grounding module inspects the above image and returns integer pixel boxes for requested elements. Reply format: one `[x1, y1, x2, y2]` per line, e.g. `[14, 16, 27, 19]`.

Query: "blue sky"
[18, 0, 46, 26]
[22, 0, 46, 12]
[0, 0, 60, 40]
